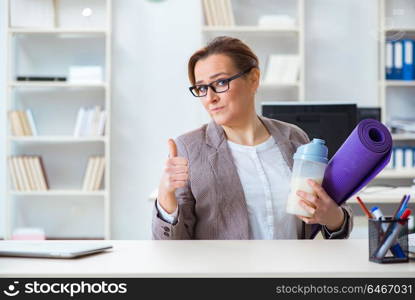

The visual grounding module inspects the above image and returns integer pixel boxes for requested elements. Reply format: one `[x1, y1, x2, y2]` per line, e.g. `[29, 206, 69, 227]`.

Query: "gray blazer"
[152, 116, 353, 240]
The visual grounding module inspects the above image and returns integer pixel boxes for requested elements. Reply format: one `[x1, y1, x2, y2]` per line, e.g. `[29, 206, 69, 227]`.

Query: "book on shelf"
[8, 109, 38, 137]
[68, 66, 103, 84]
[73, 106, 106, 137]
[203, 0, 235, 26]
[82, 156, 105, 191]
[8, 156, 49, 191]
[258, 15, 296, 29]
[263, 54, 300, 85]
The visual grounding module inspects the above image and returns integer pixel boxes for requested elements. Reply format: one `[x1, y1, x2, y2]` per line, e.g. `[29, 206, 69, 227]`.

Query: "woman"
[152, 36, 353, 240]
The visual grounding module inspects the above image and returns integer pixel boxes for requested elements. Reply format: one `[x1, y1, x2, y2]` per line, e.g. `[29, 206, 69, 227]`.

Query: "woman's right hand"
[157, 138, 189, 214]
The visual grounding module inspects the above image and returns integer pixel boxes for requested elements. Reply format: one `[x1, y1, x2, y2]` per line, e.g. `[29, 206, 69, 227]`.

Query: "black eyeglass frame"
[189, 67, 254, 97]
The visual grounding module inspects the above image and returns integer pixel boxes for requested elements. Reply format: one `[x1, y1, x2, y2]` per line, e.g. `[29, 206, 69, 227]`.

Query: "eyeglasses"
[189, 67, 253, 98]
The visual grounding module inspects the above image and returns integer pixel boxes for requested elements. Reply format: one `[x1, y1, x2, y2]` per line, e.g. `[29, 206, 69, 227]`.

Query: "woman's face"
[193, 54, 259, 126]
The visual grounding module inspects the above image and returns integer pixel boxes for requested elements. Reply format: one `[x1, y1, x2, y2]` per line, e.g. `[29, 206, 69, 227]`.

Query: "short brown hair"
[188, 36, 259, 85]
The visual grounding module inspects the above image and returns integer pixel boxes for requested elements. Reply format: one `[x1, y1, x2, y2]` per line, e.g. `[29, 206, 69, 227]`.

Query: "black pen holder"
[369, 217, 409, 263]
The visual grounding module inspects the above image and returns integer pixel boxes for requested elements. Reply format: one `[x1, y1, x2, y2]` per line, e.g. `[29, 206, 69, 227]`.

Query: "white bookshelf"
[378, 0, 415, 125]
[377, 0, 415, 186]
[384, 80, 415, 87]
[201, 0, 305, 113]
[4, 0, 112, 240]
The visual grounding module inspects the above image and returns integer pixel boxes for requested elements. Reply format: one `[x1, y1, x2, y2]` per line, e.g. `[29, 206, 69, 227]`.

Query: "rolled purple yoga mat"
[310, 119, 393, 239]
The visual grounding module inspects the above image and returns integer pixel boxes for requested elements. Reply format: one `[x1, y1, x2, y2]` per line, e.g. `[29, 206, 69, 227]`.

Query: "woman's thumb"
[168, 138, 177, 158]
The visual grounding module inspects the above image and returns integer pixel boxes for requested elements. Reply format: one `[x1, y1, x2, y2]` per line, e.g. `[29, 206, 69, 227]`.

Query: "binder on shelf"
[388, 147, 415, 170]
[403, 39, 415, 81]
[385, 41, 394, 80]
[404, 147, 413, 169]
[394, 41, 403, 80]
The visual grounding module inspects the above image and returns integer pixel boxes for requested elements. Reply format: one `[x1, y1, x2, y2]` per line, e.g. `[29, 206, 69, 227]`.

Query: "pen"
[356, 196, 373, 219]
[396, 195, 411, 219]
[375, 209, 411, 260]
[392, 194, 408, 219]
[370, 206, 405, 258]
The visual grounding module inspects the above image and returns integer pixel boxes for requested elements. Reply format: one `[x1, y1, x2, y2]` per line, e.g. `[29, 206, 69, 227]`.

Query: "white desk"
[0, 240, 414, 278]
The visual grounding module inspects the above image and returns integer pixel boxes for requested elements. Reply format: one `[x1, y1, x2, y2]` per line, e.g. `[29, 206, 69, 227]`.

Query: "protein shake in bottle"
[286, 138, 329, 217]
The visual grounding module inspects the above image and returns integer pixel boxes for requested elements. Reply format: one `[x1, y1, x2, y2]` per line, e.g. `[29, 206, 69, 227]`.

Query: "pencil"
[356, 196, 373, 219]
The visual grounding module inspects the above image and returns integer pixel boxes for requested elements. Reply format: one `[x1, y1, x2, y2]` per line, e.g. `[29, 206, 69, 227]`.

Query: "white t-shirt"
[157, 135, 299, 240]
[227, 136, 298, 239]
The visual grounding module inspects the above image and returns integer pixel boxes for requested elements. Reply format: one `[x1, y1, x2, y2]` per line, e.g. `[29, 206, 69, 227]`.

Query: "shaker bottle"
[286, 138, 329, 217]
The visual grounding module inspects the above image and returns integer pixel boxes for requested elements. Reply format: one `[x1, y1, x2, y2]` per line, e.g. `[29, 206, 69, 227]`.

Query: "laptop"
[0, 241, 113, 258]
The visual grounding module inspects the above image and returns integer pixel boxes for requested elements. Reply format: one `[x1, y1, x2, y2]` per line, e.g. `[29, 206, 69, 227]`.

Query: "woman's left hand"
[295, 179, 345, 231]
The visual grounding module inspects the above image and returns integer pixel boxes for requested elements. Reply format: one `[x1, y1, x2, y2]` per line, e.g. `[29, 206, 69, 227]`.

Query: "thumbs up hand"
[158, 139, 189, 213]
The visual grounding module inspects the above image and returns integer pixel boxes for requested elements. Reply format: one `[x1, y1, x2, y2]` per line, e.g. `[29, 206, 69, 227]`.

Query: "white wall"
[111, 0, 207, 239]
[0, 0, 380, 239]
[305, 0, 378, 105]
[0, 0, 6, 238]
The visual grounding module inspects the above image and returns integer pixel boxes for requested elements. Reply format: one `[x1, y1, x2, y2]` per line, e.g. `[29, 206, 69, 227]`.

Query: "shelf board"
[9, 28, 107, 35]
[381, 80, 415, 87]
[392, 133, 415, 141]
[8, 81, 107, 88]
[9, 136, 108, 143]
[347, 187, 412, 204]
[9, 190, 107, 197]
[376, 169, 415, 179]
[383, 28, 415, 33]
[202, 26, 299, 33]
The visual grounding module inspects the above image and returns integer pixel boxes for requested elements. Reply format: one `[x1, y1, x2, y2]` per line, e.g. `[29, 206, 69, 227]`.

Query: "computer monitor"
[261, 102, 357, 159]
[357, 107, 381, 123]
